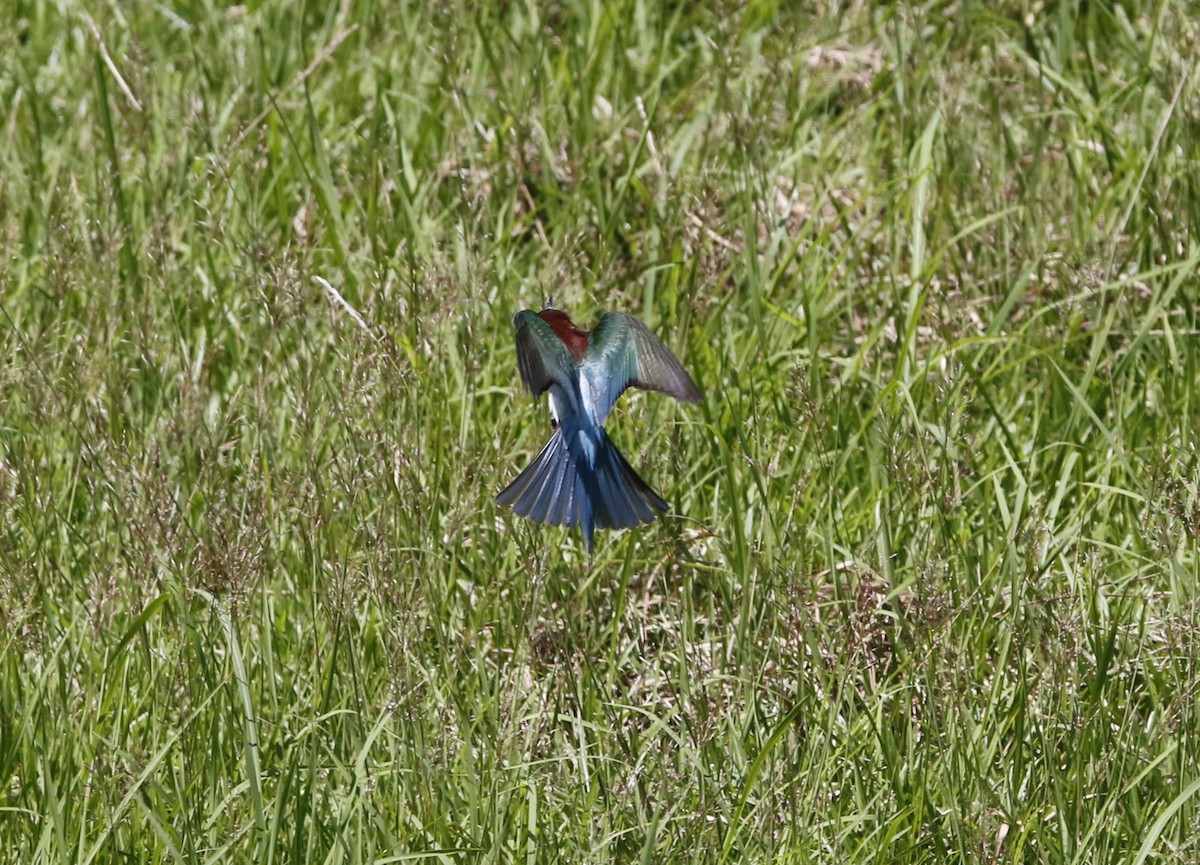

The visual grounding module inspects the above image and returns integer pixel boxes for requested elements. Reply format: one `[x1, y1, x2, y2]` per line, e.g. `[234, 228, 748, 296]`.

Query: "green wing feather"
[512, 310, 576, 397]
[586, 312, 702, 419]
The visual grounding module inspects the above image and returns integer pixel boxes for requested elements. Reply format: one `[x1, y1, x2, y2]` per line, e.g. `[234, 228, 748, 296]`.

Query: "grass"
[2, 0, 1200, 861]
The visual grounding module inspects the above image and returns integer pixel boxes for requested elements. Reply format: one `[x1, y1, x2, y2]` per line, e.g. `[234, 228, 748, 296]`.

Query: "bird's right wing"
[585, 312, 702, 421]
[512, 309, 576, 397]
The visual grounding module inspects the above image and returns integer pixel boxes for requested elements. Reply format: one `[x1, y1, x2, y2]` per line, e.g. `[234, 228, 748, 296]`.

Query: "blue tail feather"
[497, 423, 667, 554]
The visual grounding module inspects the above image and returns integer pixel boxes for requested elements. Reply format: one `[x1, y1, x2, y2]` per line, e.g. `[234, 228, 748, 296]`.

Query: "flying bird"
[496, 305, 701, 554]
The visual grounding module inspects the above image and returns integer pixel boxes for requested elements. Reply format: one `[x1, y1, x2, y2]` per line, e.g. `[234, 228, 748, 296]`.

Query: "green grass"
[3, 0, 1200, 861]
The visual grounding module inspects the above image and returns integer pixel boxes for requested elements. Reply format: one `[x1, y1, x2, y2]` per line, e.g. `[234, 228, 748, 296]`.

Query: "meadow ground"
[2, 1, 1200, 862]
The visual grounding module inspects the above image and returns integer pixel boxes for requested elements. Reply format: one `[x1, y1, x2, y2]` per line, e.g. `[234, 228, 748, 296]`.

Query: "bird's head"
[537, 308, 589, 361]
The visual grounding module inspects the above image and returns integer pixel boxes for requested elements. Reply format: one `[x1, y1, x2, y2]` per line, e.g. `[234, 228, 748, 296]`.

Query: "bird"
[496, 303, 702, 554]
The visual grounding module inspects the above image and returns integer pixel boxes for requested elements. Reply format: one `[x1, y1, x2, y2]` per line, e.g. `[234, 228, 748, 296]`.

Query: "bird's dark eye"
[550, 418, 559, 430]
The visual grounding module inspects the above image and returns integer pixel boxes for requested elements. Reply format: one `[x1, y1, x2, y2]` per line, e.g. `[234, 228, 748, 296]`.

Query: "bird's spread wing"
[512, 309, 576, 397]
[585, 312, 702, 421]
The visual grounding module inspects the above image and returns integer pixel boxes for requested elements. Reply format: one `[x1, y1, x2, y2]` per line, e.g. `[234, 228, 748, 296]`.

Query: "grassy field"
[3, 0, 1200, 861]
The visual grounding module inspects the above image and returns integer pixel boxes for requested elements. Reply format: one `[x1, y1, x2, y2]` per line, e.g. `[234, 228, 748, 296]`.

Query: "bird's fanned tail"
[496, 424, 667, 554]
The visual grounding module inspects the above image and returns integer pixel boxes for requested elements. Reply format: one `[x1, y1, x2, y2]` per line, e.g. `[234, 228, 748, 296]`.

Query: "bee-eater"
[496, 305, 702, 554]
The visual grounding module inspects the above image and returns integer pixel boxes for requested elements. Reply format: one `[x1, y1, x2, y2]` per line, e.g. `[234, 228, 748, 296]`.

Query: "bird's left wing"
[585, 312, 702, 421]
[512, 309, 576, 397]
